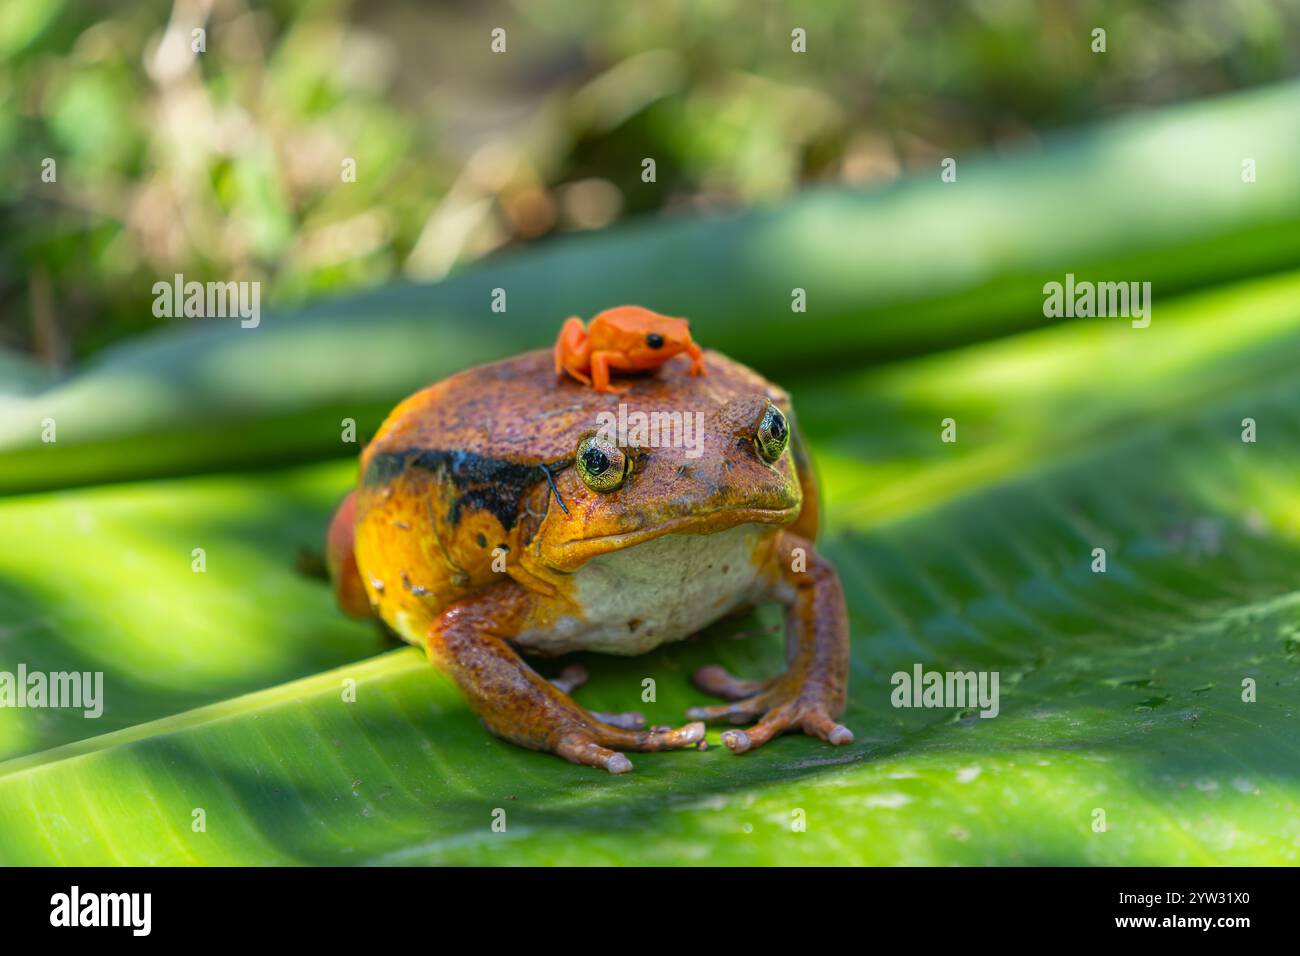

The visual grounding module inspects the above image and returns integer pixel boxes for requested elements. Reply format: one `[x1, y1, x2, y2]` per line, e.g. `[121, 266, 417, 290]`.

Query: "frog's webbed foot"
[687, 665, 852, 753]
[428, 588, 704, 773]
[553, 716, 703, 773]
[685, 533, 853, 755]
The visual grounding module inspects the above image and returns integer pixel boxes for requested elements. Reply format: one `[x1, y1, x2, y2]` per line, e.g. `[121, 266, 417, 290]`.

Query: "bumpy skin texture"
[554, 305, 705, 393]
[332, 344, 851, 773]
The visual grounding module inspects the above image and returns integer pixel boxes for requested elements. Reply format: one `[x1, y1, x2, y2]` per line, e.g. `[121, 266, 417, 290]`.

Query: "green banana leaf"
[2, 270, 1296, 864]
[3, 81, 1300, 493]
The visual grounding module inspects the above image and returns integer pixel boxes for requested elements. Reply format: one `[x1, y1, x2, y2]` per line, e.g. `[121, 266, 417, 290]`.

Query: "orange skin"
[554, 305, 705, 393]
[327, 343, 850, 773]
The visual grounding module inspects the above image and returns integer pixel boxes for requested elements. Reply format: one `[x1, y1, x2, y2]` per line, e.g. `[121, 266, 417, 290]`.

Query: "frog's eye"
[646, 333, 664, 349]
[755, 403, 790, 463]
[575, 435, 630, 492]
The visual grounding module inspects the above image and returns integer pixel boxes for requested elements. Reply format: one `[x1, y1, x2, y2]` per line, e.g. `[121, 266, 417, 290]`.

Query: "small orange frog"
[554, 305, 705, 393]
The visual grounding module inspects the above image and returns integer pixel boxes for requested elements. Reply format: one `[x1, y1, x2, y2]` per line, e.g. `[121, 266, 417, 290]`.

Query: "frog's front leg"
[553, 316, 589, 379]
[686, 531, 853, 753]
[685, 340, 706, 376]
[587, 351, 632, 394]
[426, 581, 704, 773]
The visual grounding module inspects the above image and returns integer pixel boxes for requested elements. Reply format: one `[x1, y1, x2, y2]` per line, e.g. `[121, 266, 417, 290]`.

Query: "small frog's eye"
[755, 403, 790, 463]
[575, 435, 630, 492]
[646, 332, 664, 349]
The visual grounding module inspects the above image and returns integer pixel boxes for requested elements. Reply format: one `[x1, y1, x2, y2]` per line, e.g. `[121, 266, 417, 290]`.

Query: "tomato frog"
[327, 343, 851, 773]
[554, 305, 705, 393]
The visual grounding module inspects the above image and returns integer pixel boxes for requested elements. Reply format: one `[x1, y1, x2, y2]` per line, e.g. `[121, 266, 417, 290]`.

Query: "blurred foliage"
[2, 0, 1299, 364]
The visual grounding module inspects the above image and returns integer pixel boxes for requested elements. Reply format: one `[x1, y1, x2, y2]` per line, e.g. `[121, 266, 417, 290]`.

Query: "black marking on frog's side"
[363, 451, 411, 488]
[366, 449, 574, 531]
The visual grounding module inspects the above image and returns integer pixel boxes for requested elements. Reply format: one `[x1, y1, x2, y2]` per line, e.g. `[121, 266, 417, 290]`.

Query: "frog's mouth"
[539, 504, 800, 572]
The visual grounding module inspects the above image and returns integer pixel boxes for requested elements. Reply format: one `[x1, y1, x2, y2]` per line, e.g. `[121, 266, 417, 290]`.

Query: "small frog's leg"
[428, 582, 704, 772]
[684, 340, 706, 376]
[554, 316, 591, 384]
[686, 531, 852, 753]
[588, 351, 631, 394]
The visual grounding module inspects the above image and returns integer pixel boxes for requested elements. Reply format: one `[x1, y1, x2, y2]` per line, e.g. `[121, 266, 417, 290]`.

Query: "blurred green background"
[4, 0, 1299, 367]
[1, 1, 1299, 866]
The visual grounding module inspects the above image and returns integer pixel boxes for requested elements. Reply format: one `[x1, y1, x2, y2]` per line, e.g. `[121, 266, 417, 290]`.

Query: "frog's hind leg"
[554, 316, 591, 384]
[685, 531, 853, 753]
[426, 582, 704, 773]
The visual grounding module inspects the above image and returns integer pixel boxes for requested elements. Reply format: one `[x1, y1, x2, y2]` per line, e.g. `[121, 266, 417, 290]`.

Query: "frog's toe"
[720, 702, 853, 756]
[590, 710, 646, 730]
[605, 753, 634, 773]
[550, 663, 589, 694]
[685, 696, 769, 724]
[556, 733, 634, 774]
[594, 719, 705, 752]
[802, 709, 854, 746]
[691, 665, 771, 701]
[551, 717, 703, 772]
[720, 728, 753, 753]
[687, 665, 775, 722]
[719, 704, 792, 753]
